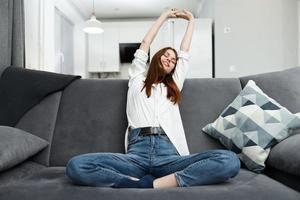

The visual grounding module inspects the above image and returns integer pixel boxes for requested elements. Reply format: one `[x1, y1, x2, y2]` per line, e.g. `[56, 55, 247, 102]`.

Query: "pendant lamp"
[83, 0, 104, 34]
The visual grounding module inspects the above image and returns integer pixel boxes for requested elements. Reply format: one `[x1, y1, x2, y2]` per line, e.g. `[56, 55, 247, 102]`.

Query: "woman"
[66, 8, 240, 188]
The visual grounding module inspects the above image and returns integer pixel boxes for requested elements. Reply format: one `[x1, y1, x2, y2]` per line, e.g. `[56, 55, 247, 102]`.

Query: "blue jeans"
[66, 127, 240, 187]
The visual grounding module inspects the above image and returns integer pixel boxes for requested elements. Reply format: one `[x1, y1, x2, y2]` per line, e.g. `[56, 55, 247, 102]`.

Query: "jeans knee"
[219, 150, 240, 178]
[210, 150, 240, 179]
[66, 157, 84, 182]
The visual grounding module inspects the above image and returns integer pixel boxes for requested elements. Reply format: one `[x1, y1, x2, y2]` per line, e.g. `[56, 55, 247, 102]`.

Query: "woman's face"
[160, 49, 177, 74]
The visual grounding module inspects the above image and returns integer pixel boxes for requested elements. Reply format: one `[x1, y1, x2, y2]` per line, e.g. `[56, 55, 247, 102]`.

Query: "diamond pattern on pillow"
[202, 80, 300, 173]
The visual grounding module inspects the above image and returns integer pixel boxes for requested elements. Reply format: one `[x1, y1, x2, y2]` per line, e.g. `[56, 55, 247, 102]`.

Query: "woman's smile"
[163, 61, 169, 67]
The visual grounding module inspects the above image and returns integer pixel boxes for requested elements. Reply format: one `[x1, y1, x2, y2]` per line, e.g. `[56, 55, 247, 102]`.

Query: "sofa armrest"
[266, 130, 300, 176]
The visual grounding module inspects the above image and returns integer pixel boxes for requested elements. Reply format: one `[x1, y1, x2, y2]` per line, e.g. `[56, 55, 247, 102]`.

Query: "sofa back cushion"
[180, 78, 242, 153]
[49, 78, 242, 166]
[50, 79, 128, 166]
[239, 67, 300, 114]
[15, 92, 62, 166]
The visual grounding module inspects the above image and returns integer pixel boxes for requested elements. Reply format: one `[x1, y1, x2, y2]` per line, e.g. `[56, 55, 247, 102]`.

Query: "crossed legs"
[66, 149, 240, 188]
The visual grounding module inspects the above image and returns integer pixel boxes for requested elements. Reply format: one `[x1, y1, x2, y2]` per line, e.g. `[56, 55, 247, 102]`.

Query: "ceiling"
[69, 0, 204, 20]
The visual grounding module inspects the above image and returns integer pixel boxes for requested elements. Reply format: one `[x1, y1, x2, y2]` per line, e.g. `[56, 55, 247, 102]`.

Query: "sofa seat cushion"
[0, 161, 46, 187]
[0, 168, 299, 200]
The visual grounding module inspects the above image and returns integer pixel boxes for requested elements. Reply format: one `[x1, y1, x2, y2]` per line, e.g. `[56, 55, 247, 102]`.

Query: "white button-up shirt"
[124, 49, 191, 156]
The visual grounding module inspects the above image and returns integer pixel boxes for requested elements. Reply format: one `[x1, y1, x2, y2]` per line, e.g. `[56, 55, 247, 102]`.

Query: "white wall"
[282, 0, 298, 69]
[54, 0, 87, 78]
[55, 9, 74, 75]
[24, 0, 87, 78]
[41, 0, 56, 72]
[73, 25, 87, 78]
[24, 0, 56, 72]
[196, 0, 213, 18]
[173, 19, 213, 78]
[200, 0, 298, 78]
[24, 0, 41, 70]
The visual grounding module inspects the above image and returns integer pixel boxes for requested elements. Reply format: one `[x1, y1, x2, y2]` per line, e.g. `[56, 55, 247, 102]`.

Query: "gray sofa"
[0, 67, 300, 200]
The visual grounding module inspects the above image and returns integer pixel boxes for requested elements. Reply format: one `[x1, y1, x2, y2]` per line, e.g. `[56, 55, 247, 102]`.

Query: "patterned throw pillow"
[202, 80, 300, 173]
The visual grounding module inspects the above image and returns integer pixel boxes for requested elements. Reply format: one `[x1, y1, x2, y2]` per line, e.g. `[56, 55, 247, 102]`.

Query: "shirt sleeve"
[172, 50, 191, 91]
[128, 49, 149, 87]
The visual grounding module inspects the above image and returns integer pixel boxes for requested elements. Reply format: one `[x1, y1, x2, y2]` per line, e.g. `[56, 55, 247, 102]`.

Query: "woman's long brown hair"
[141, 47, 181, 105]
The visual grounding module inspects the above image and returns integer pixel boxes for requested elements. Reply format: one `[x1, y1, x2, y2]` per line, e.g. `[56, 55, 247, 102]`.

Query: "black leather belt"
[129, 126, 165, 135]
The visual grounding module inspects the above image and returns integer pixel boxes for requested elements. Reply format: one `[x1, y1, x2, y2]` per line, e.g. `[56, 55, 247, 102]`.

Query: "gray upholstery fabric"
[0, 66, 8, 77]
[265, 167, 300, 192]
[239, 67, 300, 114]
[49, 78, 242, 166]
[180, 78, 242, 153]
[15, 92, 62, 166]
[266, 133, 300, 176]
[0, 161, 45, 187]
[50, 79, 129, 166]
[1, 68, 300, 198]
[0, 0, 25, 69]
[0, 126, 48, 172]
[0, 168, 299, 200]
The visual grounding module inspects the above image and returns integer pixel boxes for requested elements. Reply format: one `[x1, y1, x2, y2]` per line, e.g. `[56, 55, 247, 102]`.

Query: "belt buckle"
[151, 127, 159, 134]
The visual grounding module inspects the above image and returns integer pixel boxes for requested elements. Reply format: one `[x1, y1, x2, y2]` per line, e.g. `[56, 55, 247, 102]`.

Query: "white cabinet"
[87, 34, 103, 72]
[87, 22, 119, 72]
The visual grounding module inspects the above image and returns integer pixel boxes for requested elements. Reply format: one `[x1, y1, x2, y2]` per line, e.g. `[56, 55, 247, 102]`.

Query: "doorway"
[55, 8, 74, 74]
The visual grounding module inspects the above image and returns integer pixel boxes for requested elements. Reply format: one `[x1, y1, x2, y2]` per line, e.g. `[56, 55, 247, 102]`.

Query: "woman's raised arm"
[139, 8, 180, 53]
[171, 9, 195, 91]
[128, 9, 180, 87]
[176, 9, 195, 52]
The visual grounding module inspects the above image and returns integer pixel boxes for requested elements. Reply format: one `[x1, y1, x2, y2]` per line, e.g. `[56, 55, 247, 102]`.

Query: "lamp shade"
[83, 14, 104, 34]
